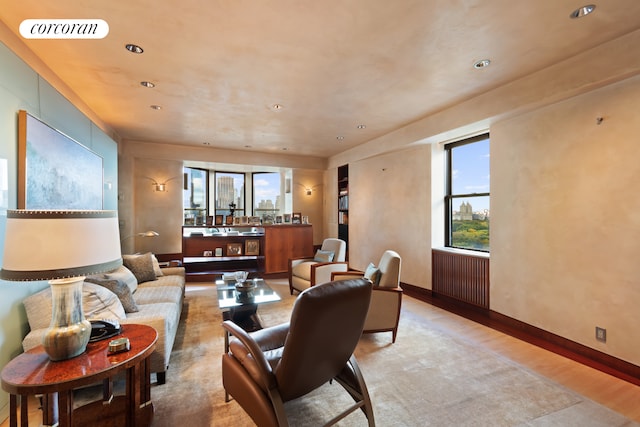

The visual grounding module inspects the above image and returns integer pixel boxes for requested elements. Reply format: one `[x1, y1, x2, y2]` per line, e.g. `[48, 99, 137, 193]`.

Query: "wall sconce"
[143, 176, 178, 192]
[297, 183, 321, 196]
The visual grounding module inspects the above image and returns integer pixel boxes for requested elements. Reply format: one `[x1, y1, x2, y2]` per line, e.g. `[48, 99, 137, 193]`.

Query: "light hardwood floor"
[402, 296, 640, 423]
[3, 286, 639, 426]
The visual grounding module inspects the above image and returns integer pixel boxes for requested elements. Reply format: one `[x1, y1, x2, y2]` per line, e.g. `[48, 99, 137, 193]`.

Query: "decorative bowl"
[235, 282, 256, 292]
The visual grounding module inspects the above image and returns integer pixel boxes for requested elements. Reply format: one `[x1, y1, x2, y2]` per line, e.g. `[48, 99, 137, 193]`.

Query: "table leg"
[225, 304, 262, 331]
[126, 365, 135, 427]
[8, 394, 17, 427]
[19, 395, 27, 427]
[41, 393, 58, 427]
[57, 390, 73, 427]
[140, 355, 152, 406]
[103, 378, 114, 404]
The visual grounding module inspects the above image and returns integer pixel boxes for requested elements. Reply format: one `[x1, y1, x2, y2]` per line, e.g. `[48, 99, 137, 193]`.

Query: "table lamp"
[0, 210, 122, 361]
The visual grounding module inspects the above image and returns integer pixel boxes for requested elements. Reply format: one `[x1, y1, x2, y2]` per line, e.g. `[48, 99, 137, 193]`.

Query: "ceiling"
[1, 1, 639, 158]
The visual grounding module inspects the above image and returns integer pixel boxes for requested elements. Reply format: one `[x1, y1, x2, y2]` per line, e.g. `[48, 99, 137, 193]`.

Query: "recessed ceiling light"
[570, 4, 596, 19]
[357, 124, 366, 129]
[244, 145, 252, 148]
[150, 105, 162, 110]
[473, 59, 491, 69]
[140, 81, 155, 88]
[282, 147, 288, 151]
[272, 104, 283, 110]
[203, 142, 211, 146]
[337, 136, 345, 141]
[125, 43, 144, 54]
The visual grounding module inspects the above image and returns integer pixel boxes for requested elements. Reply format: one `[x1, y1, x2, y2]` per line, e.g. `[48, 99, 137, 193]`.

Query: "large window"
[445, 134, 490, 252]
[215, 172, 245, 217]
[252, 172, 281, 221]
[183, 167, 208, 225]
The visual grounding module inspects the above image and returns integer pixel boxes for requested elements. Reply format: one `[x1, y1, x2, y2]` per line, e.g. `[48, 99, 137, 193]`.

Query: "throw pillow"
[85, 277, 139, 313]
[151, 254, 164, 277]
[123, 253, 157, 283]
[364, 263, 381, 285]
[23, 284, 126, 332]
[102, 265, 138, 294]
[82, 282, 127, 319]
[314, 250, 335, 263]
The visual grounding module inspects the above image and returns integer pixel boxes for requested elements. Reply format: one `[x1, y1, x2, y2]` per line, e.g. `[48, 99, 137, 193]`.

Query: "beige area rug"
[143, 281, 637, 427]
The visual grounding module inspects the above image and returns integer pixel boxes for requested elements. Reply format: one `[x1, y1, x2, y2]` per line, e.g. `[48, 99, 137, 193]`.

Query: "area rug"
[145, 281, 636, 427]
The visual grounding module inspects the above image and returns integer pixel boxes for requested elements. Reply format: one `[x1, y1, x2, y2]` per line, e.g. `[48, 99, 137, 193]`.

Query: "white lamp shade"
[1, 210, 122, 281]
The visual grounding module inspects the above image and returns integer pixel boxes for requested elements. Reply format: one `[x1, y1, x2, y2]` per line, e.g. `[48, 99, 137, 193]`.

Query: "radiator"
[432, 249, 490, 309]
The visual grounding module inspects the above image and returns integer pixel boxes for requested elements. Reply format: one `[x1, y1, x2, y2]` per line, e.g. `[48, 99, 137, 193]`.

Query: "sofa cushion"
[364, 263, 381, 286]
[134, 286, 184, 305]
[291, 261, 317, 281]
[23, 283, 126, 331]
[138, 273, 185, 289]
[98, 265, 139, 294]
[313, 250, 334, 263]
[85, 277, 139, 313]
[123, 253, 157, 283]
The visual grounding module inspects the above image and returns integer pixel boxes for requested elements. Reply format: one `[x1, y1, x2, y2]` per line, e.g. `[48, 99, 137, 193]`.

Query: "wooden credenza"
[263, 224, 313, 273]
[182, 225, 313, 280]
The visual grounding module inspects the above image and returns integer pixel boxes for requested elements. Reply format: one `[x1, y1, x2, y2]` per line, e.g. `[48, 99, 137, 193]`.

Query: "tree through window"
[445, 134, 490, 252]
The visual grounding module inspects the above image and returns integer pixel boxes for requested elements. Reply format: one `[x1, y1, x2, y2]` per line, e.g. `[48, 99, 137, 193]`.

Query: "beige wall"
[290, 169, 324, 244]
[491, 75, 640, 365]
[348, 146, 431, 287]
[119, 140, 328, 253]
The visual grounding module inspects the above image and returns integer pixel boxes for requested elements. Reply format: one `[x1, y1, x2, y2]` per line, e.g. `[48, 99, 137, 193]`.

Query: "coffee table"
[215, 276, 281, 332]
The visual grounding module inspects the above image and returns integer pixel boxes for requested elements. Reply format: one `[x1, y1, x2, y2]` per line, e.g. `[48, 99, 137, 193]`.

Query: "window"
[183, 167, 208, 225]
[215, 172, 245, 217]
[445, 134, 490, 252]
[252, 172, 281, 221]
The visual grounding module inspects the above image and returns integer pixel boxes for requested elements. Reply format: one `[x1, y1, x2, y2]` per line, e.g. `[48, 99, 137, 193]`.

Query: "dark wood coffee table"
[215, 277, 281, 332]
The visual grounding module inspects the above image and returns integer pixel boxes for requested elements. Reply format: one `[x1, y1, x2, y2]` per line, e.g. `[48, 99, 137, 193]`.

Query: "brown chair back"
[274, 278, 372, 401]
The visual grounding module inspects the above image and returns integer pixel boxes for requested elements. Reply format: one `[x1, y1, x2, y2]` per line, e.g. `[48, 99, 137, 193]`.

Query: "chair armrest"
[311, 262, 349, 285]
[289, 256, 314, 263]
[249, 322, 290, 352]
[223, 320, 277, 390]
[289, 257, 315, 270]
[331, 270, 364, 281]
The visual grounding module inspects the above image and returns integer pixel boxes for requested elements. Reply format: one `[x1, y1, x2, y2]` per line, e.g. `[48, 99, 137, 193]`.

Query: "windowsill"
[433, 247, 490, 258]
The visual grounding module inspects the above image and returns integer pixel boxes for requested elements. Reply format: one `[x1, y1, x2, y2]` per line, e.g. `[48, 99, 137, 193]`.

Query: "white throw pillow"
[103, 265, 139, 294]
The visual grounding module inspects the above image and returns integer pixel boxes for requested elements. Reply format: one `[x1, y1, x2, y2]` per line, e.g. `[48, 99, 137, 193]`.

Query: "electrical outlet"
[595, 326, 606, 343]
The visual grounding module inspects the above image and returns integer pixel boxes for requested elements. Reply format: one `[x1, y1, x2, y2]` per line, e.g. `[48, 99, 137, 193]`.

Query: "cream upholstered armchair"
[332, 250, 402, 343]
[288, 238, 348, 295]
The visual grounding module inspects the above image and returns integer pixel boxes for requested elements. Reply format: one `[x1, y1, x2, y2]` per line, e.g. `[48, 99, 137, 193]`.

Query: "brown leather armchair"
[332, 250, 402, 343]
[222, 279, 375, 427]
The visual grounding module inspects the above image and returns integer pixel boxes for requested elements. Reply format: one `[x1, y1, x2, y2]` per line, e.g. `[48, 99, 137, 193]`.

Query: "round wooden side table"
[1, 323, 157, 427]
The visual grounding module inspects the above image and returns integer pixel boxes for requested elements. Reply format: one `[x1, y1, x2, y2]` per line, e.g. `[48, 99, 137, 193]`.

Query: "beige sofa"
[22, 254, 185, 385]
